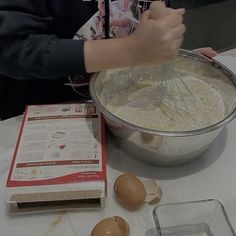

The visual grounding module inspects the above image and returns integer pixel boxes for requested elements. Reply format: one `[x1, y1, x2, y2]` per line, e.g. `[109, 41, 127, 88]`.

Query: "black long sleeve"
[0, 0, 97, 80]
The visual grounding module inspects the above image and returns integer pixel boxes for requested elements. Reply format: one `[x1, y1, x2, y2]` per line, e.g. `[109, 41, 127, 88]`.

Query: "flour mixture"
[104, 76, 226, 131]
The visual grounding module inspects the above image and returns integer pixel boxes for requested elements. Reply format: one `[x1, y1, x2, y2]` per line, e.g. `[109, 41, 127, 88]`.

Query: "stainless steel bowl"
[90, 50, 236, 166]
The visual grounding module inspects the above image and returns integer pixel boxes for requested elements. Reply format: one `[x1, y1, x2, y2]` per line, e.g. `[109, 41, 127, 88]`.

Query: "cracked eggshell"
[142, 179, 162, 204]
[114, 173, 146, 210]
[90, 216, 130, 236]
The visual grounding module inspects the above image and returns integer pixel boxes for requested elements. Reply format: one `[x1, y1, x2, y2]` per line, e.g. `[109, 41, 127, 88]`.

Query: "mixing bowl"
[90, 49, 236, 166]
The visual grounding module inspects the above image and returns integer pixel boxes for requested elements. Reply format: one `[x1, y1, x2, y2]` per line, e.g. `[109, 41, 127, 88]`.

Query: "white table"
[1, 50, 236, 236]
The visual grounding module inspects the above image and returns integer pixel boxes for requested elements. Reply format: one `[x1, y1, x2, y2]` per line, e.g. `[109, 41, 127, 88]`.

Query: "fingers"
[141, 10, 151, 21]
[193, 47, 218, 57]
[168, 8, 186, 15]
[151, 14, 185, 43]
[169, 23, 186, 40]
[160, 12, 184, 29]
[143, 6, 185, 29]
[166, 7, 185, 17]
[163, 37, 184, 62]
[149, 1, 167, 19]
[173, 37, 184, 50]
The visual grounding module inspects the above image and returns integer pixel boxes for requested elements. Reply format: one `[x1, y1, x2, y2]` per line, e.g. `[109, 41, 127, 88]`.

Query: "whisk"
[147, 1, 199, 124]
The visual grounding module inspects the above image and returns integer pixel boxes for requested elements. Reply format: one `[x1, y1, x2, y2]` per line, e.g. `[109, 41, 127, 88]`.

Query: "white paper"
[10, 104, 103, 182]
[213, 55, 236, 75]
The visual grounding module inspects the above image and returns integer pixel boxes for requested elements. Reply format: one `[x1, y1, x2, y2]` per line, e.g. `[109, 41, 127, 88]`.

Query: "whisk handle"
[149, 1, 167, 20]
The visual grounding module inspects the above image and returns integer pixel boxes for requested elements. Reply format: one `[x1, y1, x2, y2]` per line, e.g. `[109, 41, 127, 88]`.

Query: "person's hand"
[84, 2, 186, 73]
[128, 2, 186, 65]
[193, 47, 218, 58]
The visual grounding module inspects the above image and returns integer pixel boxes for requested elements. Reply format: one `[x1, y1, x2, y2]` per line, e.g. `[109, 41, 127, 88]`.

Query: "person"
[0, 1, 212, 120]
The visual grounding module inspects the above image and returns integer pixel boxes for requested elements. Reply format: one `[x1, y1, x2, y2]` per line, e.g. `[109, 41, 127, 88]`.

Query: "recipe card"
[6, 103, 106, 213]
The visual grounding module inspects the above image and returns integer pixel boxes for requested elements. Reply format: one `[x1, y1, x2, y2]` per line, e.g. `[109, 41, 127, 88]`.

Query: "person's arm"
[85, 6, 186, 73]
[0, 1, 185, 79]
[0, 1, 87, 80]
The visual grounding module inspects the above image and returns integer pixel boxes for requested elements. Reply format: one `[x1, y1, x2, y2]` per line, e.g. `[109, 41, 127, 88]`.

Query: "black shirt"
[0, 0, 102, 119]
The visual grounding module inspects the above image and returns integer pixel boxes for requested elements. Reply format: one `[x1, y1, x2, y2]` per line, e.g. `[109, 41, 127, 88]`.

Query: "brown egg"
[90, 216, 130, 236]
[114, 173, 146, 210]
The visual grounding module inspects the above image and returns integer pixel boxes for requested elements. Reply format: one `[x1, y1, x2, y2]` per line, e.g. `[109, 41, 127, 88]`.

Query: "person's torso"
[43, 0, 99, 39]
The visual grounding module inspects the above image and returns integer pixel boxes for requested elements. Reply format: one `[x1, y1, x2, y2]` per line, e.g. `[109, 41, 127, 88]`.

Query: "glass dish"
[153, 199, 236, 236]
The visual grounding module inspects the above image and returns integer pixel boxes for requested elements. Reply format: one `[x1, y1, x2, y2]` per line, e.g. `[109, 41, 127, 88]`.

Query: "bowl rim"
[89, 49, 236, 137]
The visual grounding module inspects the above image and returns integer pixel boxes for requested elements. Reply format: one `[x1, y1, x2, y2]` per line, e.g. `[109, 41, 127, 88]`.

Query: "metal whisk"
[158, 63, 198, 122]
[147, 1, 198, 123]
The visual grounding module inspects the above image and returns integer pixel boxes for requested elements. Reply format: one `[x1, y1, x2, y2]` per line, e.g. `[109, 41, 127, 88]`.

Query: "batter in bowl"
[104, 75, 225, 131]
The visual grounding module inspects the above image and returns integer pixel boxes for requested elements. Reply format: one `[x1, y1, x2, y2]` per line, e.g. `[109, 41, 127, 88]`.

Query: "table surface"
[1, 50, 236, 236]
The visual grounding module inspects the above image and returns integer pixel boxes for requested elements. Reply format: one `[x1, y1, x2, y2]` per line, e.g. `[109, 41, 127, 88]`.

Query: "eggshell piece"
[90, 216, 130, 236]
[114, 173, 146, 210]
[142, 179, 162, 204]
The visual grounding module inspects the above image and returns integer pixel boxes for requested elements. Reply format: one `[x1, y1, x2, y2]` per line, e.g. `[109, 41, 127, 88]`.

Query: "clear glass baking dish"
[153, 199, 236, 236]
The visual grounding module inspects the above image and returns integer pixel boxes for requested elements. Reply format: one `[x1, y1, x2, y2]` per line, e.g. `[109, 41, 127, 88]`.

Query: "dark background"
[168, 0, 236, 52]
